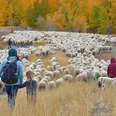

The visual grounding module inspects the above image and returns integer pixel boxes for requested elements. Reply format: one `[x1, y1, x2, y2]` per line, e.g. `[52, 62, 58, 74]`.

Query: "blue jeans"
[5, 85, 18, 109]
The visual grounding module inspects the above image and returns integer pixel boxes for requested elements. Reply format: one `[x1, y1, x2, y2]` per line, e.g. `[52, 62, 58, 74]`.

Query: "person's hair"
[26, 71, 34, 80]
[8, 48, 17, 56]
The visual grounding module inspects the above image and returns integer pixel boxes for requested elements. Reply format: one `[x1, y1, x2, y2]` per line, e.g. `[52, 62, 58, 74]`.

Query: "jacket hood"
[110, 57, 116, 64]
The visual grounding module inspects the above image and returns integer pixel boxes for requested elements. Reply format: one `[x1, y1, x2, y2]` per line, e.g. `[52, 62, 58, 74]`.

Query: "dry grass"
[28, 50, 70, 67]
[0, 41, 7, 49]
[33, 42, 48, 47]
[0, 81, 116, 116]
[0, 37, 115, 116]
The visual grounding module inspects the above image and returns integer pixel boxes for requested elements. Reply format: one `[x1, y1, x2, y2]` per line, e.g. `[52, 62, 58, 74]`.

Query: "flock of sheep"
[1, 31, 116, 89]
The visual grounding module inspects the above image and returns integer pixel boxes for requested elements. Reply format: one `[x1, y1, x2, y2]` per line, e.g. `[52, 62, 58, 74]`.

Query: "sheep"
[50, 57, 56, 63]
[55, 64, 61, 70]
[38, 77, 49, 90]
[53, 70, 60, 78]
[51, 61, 58, 69]
[34, 70, 41, 76]
[100, 70, 107, 77]
[41, 49, 49, 56]
[55, 78, 64, 87]
[63, 74, 73, 81]
[47, 65, 54, 71]
[36, 65, 44, 69]
[57, 67, 65, 74]
[88, 70, 100, 80]
[33, 76, 40, 82]
[44, 70, 54, 78]
[48, 81, 56, 88]
[38, 80, 47, 90]
[44, 76, 51, 81]
[74, 69, 80, 77]
[35, 51, 41, 56]
[36, 59, 41, 63]
[97, 77, 114, 88]
[63, 68, 70, 74]
[37, 61, 43, 66]
[38, 68, 45, 73]
[41, 78, 49, 83]
[75, 71, 89, 82]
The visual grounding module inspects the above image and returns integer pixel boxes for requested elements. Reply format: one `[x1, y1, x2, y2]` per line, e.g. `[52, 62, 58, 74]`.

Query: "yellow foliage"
[0, 0, 116, 33]
[20, 20, 27, 27]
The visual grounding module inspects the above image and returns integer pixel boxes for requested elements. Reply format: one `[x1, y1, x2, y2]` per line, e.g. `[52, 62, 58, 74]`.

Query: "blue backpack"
[1, 59, 18, 84]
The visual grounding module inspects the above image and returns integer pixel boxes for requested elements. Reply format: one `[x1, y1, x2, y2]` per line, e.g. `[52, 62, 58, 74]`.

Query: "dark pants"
[5, 85, 18, 109]
[8, 45, 11, 49]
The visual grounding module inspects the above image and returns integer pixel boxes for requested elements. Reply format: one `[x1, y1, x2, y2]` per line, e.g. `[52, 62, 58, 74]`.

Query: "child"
[19, 71, 37, 104]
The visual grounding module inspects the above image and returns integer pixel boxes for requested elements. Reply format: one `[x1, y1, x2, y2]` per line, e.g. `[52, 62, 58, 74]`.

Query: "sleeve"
[0, 59, 7, 77]
[17, 61, 23, 84]
[18, 82, 26, 88]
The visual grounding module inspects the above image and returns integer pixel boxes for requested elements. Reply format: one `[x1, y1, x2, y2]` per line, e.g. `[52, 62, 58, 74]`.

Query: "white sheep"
[51, 61, 58, 70]
[63, 74, 73, 81]
[55, 78, 64, 86]
[48, 81, 56, 88]
[75, 71, 89, 82]
[97, 77, 116, 88]
[74, 69, 80, 77]
[47, 65, 54, 71]
[50, 57, 56, 63]
[88, 70, 100, 80]
[44, 70, 54, 77]
[57, 67, 65, 74]
[53, 70, 60, 78]
[36, 59, 41, 63]
[33, 76, 40, 82]
[63, 68, 70, 74]
[38, 68, 45, 73]
[44, 76, 51, 81]
[38, 80, 47, 90]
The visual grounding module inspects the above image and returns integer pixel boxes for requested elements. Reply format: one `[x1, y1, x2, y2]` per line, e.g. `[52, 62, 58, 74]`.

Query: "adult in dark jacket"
[0, 48, 23, 109]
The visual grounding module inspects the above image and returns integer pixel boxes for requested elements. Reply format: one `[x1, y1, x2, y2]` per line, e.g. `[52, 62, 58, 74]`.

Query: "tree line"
[0, 0, 116, 34]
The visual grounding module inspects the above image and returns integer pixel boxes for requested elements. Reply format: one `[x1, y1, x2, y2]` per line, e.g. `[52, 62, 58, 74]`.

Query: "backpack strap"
[7, 56, 18, 63]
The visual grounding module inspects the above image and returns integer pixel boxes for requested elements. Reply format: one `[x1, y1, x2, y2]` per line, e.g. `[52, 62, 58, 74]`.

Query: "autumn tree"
[0, 0, 11, 26]
[53, 0, 89, 32]
[110, 0, 116, 33]
[27, 1, 51, 28]
[0, 0, 116, 33]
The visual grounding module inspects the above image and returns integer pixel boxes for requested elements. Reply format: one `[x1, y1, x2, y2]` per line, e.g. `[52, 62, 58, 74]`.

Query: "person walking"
[18, 71, 37, 105]
[107, 57, 116, 78]
[8, 39, 12, 49]
[0, 48, 23, 109]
